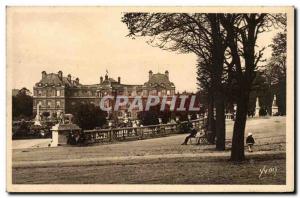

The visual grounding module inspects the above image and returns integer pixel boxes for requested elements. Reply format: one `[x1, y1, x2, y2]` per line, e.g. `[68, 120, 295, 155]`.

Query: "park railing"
[83, 119, 203, 144]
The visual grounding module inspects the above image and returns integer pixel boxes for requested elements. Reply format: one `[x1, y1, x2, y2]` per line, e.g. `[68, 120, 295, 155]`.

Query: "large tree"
[220, 14, 286, 161]
[122, 13, 227, 150]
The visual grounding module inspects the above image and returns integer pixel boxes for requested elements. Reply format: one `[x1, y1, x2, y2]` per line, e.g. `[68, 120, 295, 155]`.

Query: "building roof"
[101, 77, 117, 85]
[35, 73, 80, 87]
[144, 73, 175, 89]
[34, 71, 175, 91]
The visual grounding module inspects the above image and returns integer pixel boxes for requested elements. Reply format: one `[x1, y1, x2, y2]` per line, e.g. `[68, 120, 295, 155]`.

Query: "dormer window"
[38, 83, 42, 87]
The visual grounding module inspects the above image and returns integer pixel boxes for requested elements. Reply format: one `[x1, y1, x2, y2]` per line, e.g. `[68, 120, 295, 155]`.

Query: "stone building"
[33, 70, 176, 119]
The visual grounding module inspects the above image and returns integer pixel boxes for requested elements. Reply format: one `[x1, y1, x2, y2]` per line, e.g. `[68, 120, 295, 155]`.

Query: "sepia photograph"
[6, 6, 294, 192]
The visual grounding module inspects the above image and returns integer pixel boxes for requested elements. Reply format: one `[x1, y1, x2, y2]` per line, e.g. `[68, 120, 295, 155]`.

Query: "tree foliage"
[12, 87, 33, 120]
[266, 31, 287, 115]
[138, 104, 171, 125]
[73, 103, 107, 130]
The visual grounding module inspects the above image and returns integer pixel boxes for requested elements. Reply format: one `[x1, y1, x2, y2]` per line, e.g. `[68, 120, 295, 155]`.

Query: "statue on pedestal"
[233, 104, 237, 120]
[34, 102, 42, 126]
[58, 111, 65, 124]
[255, 97, 260, 117]
[272, 94, 279, 116]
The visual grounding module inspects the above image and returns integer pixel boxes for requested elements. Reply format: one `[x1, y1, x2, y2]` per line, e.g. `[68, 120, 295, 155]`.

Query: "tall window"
[56, 101, 61, 108]
[56, 90, 60, 96]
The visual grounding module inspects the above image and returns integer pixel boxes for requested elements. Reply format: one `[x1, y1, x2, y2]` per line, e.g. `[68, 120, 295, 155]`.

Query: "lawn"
[13, 153, 285, 184]
[11, 116, 286, 184]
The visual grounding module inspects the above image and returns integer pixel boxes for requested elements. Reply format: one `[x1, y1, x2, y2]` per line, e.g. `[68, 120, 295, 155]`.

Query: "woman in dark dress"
[246, 133, 255, 152]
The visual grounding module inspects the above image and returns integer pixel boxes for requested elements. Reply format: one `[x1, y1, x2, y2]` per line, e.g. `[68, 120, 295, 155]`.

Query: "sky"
[7, 7, 279, 93]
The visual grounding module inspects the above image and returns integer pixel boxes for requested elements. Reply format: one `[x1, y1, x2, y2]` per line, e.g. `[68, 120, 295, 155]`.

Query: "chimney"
[67, 74, 71, 82]
[118, 77, 121, 84]
[58, 71, 63, 80]
[100, 76, 103, 84]
[165, 70, 169, 79]
[75, 77, 79, 85]
[105, 73, 108, 80]
[149, 70, 153, 80]
[42, 71, 47, 79]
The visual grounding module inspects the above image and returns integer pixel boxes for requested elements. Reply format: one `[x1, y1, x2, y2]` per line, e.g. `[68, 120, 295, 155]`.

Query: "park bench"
[189, 128, 209, 145]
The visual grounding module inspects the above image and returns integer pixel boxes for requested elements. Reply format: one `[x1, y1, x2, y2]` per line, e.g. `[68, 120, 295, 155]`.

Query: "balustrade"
[83, 119, 203, 144]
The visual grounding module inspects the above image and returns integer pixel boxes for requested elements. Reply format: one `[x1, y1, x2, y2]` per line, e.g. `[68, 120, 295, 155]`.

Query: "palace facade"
[33, 70, 176, 119]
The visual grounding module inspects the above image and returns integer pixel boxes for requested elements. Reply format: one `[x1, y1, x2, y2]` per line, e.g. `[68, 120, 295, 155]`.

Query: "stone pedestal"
[51, 124, 59, 147]
[272, 106, 279, 116]
[50, 123, 81, 147]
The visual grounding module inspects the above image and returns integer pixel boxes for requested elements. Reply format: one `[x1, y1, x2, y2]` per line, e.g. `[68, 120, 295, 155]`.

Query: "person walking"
[246, 132, 255, 152]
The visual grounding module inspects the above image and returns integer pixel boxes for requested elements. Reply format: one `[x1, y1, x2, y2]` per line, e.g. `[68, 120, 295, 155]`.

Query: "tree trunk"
[215, 90, 226, 150]
[230, 90, 249, 161]
[207, 91, 215, 144]
[208, 14, 226, 150]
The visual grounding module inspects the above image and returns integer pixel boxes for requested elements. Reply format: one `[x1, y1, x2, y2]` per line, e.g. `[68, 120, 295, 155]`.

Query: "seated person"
[181, 122, 197, 145]
[196, 129, 206, 144]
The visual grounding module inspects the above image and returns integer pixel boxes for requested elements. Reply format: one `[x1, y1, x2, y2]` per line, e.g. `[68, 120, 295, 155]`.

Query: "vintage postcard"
[6, 6, 294, 192]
